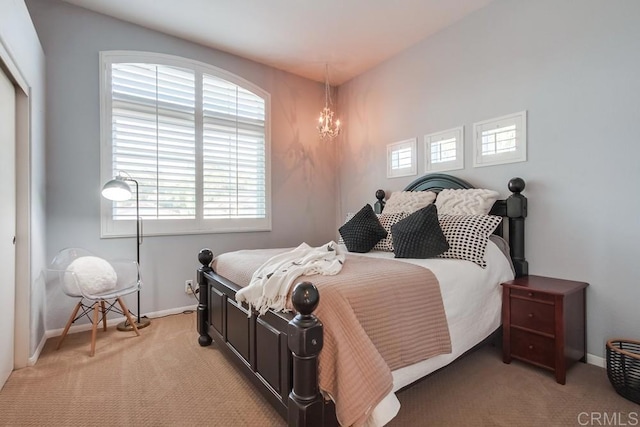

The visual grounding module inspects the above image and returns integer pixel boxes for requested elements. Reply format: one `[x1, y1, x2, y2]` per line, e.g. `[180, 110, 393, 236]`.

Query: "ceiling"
[61, 0, 494, 85]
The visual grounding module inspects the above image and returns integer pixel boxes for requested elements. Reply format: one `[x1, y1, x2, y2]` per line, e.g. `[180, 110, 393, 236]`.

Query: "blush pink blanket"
[214, 249, 451, 426]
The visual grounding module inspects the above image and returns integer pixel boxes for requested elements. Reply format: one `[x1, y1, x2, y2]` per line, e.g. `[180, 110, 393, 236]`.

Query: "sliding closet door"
[0, 66, 16, 389]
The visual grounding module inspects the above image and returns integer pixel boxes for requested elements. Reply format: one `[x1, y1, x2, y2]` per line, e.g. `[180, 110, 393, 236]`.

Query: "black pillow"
[338, 204, 387, 253]
[391, 204, 449, 258]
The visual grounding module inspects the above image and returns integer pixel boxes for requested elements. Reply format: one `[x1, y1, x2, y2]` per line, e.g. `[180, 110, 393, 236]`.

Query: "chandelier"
[318, 64, 341, 139]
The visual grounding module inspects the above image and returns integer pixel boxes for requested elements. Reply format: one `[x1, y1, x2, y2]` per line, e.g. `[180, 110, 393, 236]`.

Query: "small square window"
[473, 111, 527, 167]
[424, 126, 464, 172]
[387, 138, 417, 178]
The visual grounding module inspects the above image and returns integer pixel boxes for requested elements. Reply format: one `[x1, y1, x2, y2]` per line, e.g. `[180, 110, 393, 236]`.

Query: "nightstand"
[502, 275, 588, 384]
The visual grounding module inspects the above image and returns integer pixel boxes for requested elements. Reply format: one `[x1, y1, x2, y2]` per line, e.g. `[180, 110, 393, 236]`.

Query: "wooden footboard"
[197, 249, 338, 427]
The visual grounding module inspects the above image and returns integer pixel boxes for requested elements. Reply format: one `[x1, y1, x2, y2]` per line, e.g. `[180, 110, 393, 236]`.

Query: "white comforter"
[352, 239, 515, 426]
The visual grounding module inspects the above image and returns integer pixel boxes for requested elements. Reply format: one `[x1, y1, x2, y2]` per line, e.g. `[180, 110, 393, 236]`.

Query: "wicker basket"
[606, 339, 640, 404]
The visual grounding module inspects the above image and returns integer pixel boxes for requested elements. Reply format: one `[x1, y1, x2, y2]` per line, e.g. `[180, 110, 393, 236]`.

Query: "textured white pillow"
[435, 188, 500, 215]
[65, 256, 117, 296]
[383, 191, 437, 214]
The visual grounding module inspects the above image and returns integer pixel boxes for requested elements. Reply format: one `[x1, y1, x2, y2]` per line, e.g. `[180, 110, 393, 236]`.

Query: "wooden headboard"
[374, 173, 528, 277]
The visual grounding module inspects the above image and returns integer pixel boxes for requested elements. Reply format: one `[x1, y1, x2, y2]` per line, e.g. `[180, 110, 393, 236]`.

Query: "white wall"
[338, 0, 640, 358]
[26, 0, 337, 331]
[0, 0, 47, 361]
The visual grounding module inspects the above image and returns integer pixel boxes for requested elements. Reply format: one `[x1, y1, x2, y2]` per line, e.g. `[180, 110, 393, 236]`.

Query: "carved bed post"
[288, 282, 325, 427]
[506, 178, 528, 277]
[374, 189, 386, 214]
[197, 248, 213, 346]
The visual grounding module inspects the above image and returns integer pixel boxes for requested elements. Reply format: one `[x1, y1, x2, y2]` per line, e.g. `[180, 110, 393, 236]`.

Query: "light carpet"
[0, 312, 636, 426]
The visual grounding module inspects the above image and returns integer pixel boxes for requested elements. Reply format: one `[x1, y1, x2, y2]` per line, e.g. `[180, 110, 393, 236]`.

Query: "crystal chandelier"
[318, 64, 340, 139]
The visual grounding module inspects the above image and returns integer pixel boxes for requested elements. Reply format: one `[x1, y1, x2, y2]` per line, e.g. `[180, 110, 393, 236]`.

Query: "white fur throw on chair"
[65, 256, 118, 296]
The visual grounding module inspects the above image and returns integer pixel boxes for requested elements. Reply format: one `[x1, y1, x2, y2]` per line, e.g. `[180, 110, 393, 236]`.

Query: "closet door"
[0, 66, 16, 389]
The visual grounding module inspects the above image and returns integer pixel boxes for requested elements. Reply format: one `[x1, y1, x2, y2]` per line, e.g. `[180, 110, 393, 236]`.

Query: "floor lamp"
[101, 174, 151, 331]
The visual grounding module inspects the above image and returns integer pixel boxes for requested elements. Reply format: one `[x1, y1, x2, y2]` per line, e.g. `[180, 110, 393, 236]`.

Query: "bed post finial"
[288, 282, 327, 427]
[374, 189, 386, 214]
[508, 177, 525, 194]
[197, 249, 213, 347]
[198, 248, 214, 267]
[291, 281, 320, 316]
[506, 178, 528, 277]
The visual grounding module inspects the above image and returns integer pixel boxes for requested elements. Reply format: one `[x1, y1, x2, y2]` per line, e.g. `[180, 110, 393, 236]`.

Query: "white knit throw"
[235, 241, 345, 315]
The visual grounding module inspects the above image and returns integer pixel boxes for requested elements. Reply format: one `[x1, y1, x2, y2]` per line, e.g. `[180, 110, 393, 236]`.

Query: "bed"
[196, 173, 528, 427]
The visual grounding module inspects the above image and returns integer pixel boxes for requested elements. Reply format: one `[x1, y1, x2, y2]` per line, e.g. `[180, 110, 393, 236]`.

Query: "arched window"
[100, 51, 270, 237]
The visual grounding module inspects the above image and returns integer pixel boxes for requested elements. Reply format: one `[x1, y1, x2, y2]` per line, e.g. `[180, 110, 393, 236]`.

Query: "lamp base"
[116, 316, 151, 331]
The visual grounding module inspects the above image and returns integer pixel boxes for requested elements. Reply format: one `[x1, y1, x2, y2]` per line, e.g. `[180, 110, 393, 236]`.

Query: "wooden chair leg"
[57, 301, 83, 350]
[90, 302, 100, 357]
[100, 300, 107, 331]
[117, 297, 140, 336]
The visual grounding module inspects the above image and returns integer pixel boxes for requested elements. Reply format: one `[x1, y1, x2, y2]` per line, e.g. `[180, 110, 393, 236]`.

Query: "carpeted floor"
[0, 312, 636, 426]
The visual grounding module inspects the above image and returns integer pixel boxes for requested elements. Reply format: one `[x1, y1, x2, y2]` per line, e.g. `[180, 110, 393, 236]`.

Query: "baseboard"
[28, 334, 48, 367]
[45, 304, 198, 338]
[28, 304, 198, 366]
[587, 353, 606, 368]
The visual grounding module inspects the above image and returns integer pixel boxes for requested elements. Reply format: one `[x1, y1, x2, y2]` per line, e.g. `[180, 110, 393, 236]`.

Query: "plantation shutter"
[202, 74, 266, 219]
[478, 123, 517, 156]
[424, 127, 464, 172]
[430, 136, 457, 163]
[102, 52, 271, 236]
[473, 111, 526, 167]
[391, 147, 412, 170]
[111, 63, 196, 220]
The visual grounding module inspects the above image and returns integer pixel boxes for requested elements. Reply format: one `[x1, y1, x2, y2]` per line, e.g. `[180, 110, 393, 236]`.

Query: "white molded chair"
[47, 248, 142, 356]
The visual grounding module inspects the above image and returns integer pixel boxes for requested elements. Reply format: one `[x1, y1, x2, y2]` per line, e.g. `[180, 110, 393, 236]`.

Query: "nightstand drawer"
[510, 288, 555, 303]
[510, 329, 555, 369]
[502, 275, 588, 385]
[510, 298, 555, 335]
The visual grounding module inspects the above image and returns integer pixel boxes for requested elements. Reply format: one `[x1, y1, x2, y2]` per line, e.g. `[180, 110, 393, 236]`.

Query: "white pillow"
[65, 256, 117, 296]
[435, 188, 500, 215]
[383, 191, 437, 214]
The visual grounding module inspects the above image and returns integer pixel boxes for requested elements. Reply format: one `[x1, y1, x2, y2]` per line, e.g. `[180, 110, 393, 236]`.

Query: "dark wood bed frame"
[196, 173, 528, 427]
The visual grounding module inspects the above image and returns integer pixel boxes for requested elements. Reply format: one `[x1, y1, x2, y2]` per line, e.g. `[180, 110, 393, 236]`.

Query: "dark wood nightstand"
[501, 275, 588, 384]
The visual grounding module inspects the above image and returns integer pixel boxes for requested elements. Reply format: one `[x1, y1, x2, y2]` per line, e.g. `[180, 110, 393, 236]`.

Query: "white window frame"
[100, 51, 271, 238]
[424, 126, 464, 172]
[473, 111, 527, 168]
[387, 138, 417, 178]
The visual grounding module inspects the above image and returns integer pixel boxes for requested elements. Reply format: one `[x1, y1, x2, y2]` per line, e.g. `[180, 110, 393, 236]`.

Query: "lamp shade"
[101, 178, 132, 201]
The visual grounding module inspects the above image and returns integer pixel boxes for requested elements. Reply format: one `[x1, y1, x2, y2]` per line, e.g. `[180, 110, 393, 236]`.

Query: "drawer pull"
[528, 292, 534, 297]
[528, 313, 534, 318]
[529, 345, 534, 350]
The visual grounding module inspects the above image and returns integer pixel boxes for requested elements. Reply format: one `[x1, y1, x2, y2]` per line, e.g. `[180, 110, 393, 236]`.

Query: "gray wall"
[26, 0, 337, 331]
[0, 0, 47, 359]
[338, 0, 640, 358]
[26, 0, 640, 360]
